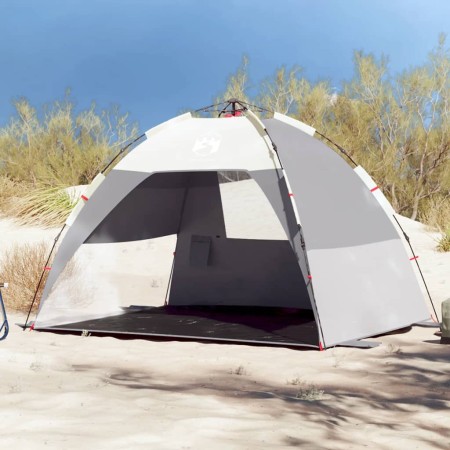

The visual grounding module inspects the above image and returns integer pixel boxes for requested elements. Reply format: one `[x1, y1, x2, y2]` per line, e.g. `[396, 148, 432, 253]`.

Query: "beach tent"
[33, 101, 430, 349]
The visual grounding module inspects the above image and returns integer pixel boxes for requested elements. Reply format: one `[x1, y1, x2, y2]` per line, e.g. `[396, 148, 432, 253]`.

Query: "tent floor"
[40, 306, 320, 348]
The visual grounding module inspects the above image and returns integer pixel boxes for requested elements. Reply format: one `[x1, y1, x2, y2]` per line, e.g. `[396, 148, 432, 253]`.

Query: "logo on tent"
[192, 134, 221, 157]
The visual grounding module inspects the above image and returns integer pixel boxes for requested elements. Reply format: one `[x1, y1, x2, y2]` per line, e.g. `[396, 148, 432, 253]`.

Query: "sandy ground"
[0, 181, 449, 449]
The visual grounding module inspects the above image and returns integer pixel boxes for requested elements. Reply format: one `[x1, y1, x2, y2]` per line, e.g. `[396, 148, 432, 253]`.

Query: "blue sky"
[1, 0, 449, 131]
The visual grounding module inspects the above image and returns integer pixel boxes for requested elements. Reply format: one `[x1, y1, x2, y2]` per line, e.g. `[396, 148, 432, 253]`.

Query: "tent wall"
[263, 118, 429, 347]
[37, 169, 153, 318]
[168, 172, 311, 309]
[86, 172, 190, 243]
[251, 169, 315, 294]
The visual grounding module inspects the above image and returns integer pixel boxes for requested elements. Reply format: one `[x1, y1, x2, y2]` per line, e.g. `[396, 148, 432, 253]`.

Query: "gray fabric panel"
[38, 170, 152, 311]
[250, 168, 316, 311]
[169, 172, 311, 309]
[264, 118, 428, 346]
[175, 172, 227, 237]
[251, 169, 310, 280]
[250, 169, 298, 241]
[263, 119, 399, 250]
[170, 237, 311, 308]
[308, 240, 429, 346]
[86, 172, 190, 243]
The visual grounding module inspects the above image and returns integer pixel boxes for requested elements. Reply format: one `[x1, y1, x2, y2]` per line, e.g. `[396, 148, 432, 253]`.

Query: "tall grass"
[6, 185, 77, 227]
[0, 176, 77, 227]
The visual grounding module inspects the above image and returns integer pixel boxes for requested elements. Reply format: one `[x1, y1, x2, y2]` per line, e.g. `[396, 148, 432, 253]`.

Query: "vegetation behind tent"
[0, 36, 448, 238]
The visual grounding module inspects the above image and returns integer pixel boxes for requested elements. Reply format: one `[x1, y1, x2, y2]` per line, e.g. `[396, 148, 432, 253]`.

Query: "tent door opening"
[40, 170, 320, 348]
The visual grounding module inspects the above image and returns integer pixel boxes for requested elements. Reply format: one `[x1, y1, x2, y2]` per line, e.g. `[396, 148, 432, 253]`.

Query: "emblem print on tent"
[192, 133, 221, 157]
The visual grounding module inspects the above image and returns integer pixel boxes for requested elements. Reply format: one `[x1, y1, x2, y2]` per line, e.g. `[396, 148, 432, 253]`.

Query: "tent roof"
[115, 113, 282, 173]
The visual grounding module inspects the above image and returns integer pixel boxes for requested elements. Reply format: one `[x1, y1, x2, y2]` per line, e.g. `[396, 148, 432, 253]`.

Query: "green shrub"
[0, 95, 138, 187]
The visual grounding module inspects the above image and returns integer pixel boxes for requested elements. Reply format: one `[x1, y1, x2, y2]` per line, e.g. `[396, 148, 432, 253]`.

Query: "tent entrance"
[167, 172, 314, 311]
[36, 171, 319, 348]
[42, 305, 319, 348]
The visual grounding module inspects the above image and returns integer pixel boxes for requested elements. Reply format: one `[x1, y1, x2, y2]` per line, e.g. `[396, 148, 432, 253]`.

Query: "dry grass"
[420, 197, 450, 252]
[287, 377, 325, 401]
[437, 229, 450, 252]
[0, 241, 51, 312]
[1, 175, 77, 228]
[420, 195, 450, 232]
[1, 184, 77, 228]
[0, 176, 25, 212]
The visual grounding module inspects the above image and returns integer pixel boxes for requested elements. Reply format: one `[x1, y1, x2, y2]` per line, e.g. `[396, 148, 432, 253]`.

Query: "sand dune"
[0, 180, 449, 449]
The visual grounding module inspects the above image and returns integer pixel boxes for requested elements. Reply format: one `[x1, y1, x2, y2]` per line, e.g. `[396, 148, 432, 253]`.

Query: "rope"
[194, 99, 270, 116]
[237, 101, 272, 113]
[392, 215, 440, 324]
[23, 224, 66, 330]
[194, 101, 229, 113]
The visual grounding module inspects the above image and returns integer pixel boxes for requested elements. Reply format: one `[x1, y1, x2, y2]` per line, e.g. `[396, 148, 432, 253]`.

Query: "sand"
[0, 181, 449, 449]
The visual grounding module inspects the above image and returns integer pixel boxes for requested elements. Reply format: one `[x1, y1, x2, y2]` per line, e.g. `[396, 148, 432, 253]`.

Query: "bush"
[419, 195, 450, 232]
[0, 95, 138, 187]
[0, 95, 137, 226]
[437, 229, 450, 252]
[0, 242, 51, 312]
[216, 36, 450, 226]
[0, 175, 25, 212]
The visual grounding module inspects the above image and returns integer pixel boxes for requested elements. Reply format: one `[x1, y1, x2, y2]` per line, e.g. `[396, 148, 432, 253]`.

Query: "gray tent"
[34, 104, 430, 349]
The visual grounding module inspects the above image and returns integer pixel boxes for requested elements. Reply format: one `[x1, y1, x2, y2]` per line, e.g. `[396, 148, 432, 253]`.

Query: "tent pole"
[23, 224, 66, 330]
[392, 215, 439, 323]
[101, 133, 145, 174]
[164, 256, 175, 306]
[315, 131, 358, 167]
[163, 174, 191, 306]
